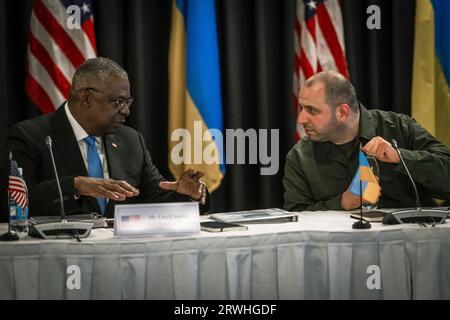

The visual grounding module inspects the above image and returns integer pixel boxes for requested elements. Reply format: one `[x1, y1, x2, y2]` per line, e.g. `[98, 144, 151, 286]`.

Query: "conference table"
[0, 210, 449, 300]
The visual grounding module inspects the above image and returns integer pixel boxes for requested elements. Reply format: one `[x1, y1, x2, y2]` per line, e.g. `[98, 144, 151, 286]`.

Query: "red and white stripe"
[26, 0, 97, 114]
[9, 176, 27, 208]
[293, 0, 349, 141]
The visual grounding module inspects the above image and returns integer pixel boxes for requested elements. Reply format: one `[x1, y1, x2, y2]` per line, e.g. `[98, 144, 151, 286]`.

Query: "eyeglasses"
[85, 87, 134, 110]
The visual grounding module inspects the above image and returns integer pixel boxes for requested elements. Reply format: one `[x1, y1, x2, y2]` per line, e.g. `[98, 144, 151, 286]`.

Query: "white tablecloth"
[0, 211, 449, 300]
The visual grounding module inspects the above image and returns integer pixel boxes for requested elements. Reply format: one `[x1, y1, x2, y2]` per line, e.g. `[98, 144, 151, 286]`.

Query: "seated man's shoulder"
[114, 124, 141, 139]
[368, 108, 413, 125]
[112, 126, 148, 151]
[287, 137, 314, 159]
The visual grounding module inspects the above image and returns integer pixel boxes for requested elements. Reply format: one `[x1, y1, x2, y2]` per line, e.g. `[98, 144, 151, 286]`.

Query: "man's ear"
[79, 89, 91, 108]
[336, 104, 351, 122]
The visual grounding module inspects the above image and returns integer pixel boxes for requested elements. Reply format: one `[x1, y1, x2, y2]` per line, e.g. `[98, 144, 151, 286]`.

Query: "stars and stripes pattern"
[9, 159, 28, 208]
[293, 0, 349, 141]
[25, 0, 97, 114]
[121, 215, 140, 224]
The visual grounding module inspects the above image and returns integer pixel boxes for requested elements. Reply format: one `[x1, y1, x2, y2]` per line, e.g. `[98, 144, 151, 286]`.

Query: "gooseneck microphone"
[45, 136, 66, 221]
[381, 139, 448, 224]
[28, 136, 94, 239]
[392, 139, 421, 210]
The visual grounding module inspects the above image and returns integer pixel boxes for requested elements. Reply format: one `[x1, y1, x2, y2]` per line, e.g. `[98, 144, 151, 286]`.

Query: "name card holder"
[114, 202, 200, 238]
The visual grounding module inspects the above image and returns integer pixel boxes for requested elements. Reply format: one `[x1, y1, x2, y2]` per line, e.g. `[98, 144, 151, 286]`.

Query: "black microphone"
[381, 139, 448, 225]
[28, 136, 94, 239]
[391, 139, 421, 209]
[45, 136, 66, 221]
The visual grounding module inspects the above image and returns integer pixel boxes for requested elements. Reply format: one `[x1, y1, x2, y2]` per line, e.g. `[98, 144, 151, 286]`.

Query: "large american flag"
[9, 159, 28, 209]
[25, 0, 97, 114]
[293, 0, 349, 141]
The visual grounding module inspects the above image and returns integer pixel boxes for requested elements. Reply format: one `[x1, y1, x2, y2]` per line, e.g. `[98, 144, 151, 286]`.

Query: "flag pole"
[360, 179, 363, 221]
[0, 152, 19, 241]
[352, 144, 371, 229]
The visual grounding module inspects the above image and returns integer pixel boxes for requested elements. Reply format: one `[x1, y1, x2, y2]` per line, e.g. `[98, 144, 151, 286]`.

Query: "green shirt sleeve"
[283, 148, 343, 211]
[394, 116, 450, 198]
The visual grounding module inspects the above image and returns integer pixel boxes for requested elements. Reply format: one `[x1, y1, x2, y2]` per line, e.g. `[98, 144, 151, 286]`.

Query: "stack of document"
[209, 208, 298, 224]
[350, 210, 388, 222]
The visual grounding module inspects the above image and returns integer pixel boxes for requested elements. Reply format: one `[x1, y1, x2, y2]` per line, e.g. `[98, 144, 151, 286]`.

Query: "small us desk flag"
[9, 157, 28, 209]
[350, 150, 380, 204]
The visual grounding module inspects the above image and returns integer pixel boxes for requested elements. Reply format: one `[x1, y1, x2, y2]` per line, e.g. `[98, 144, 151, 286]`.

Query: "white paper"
[209, 208, 298, 224]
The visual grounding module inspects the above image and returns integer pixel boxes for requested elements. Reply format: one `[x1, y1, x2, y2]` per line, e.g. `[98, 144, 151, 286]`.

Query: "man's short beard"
[327, 121, 348, 144]
[312, 118, 346, 143]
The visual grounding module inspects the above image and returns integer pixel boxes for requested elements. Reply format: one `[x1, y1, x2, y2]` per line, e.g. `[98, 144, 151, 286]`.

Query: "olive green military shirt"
[283, 105, 450, 211]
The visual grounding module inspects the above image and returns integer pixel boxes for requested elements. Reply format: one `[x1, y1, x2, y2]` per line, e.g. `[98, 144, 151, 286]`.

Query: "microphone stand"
[28, 136, 94, 239]
[352, 170, 371, 229]
[381, 140, 449, 224]
[48, 136, 66, 222]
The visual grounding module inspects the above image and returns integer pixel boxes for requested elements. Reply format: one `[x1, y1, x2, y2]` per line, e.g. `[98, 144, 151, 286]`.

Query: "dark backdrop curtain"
[0, 0, 416, 217]
[342, 0, 416, 115]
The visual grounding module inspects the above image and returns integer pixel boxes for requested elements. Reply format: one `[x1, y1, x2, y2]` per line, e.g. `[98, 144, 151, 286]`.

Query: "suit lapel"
[104, 135, 125, 180]
[50, 106, 87, 176]
[49, 105, 100, 213]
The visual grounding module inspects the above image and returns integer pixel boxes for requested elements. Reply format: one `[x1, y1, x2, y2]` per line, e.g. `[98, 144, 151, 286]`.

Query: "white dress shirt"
[64, 102, 110, 180]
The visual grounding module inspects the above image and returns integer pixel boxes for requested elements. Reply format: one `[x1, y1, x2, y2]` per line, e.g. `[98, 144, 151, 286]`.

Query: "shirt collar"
[64, 102, 101, 145]
[358, 103, 377, 142]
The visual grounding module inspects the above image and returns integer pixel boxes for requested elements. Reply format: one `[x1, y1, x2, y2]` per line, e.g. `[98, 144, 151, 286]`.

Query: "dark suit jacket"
[6, 105, 210, 218]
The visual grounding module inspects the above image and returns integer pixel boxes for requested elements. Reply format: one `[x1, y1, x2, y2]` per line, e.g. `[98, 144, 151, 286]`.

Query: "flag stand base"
[352, 220, 371, 229]
[0, 231, 19, 241]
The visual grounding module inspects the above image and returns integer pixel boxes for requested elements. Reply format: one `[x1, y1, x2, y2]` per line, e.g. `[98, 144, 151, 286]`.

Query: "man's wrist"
[191, 182, 206, 205]
[74, 177, 81, 199]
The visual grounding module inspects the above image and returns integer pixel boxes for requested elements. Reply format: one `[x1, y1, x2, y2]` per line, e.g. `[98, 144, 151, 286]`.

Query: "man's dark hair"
[70, 57, 128, 95]
[305, 71, 359, 113]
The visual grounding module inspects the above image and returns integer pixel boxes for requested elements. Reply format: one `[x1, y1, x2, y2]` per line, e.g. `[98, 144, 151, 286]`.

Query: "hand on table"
[74, 177, 139, 200]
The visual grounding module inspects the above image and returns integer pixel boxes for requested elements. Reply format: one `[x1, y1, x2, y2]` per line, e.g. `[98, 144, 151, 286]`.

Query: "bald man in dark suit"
[7, 57, 209, 218]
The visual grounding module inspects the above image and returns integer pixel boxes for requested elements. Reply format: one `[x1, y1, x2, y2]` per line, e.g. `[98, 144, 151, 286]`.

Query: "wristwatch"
[199, 182, 206, 205]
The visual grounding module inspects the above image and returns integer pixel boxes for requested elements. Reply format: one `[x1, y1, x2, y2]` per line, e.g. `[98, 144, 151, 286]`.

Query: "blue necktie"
[84, 136, 107, 214]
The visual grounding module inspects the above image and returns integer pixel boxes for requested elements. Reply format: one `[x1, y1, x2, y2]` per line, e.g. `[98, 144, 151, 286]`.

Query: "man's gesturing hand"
[159, 169, 206, 201]
[74, 177, 139, 200]
[362, 136, 400, 164]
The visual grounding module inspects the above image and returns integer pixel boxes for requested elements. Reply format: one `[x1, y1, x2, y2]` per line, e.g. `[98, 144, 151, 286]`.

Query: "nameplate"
[114, 202, 200, 238]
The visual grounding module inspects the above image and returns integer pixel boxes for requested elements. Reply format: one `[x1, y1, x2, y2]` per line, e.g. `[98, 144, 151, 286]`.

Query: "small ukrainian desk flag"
[350, 150, 380, 204]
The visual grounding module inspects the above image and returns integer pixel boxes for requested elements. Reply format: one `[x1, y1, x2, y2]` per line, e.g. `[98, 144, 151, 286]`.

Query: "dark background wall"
[0, 0, 416, 216]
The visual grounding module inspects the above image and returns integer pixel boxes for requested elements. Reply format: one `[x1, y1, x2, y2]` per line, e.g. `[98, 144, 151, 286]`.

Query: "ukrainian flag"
[412, 0, 450, 147]
[349, 151, 380, 204]
[168, 0, 224, 192]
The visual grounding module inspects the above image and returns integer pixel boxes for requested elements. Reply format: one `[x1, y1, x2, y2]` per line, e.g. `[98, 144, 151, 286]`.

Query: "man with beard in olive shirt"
[283, 71, 450, 211]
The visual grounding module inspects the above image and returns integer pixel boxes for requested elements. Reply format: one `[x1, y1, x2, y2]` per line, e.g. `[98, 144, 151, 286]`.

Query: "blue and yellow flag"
[168, 0, 224, 192]
[349, 151, 380, 204]
[412, 0, 450, 147]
